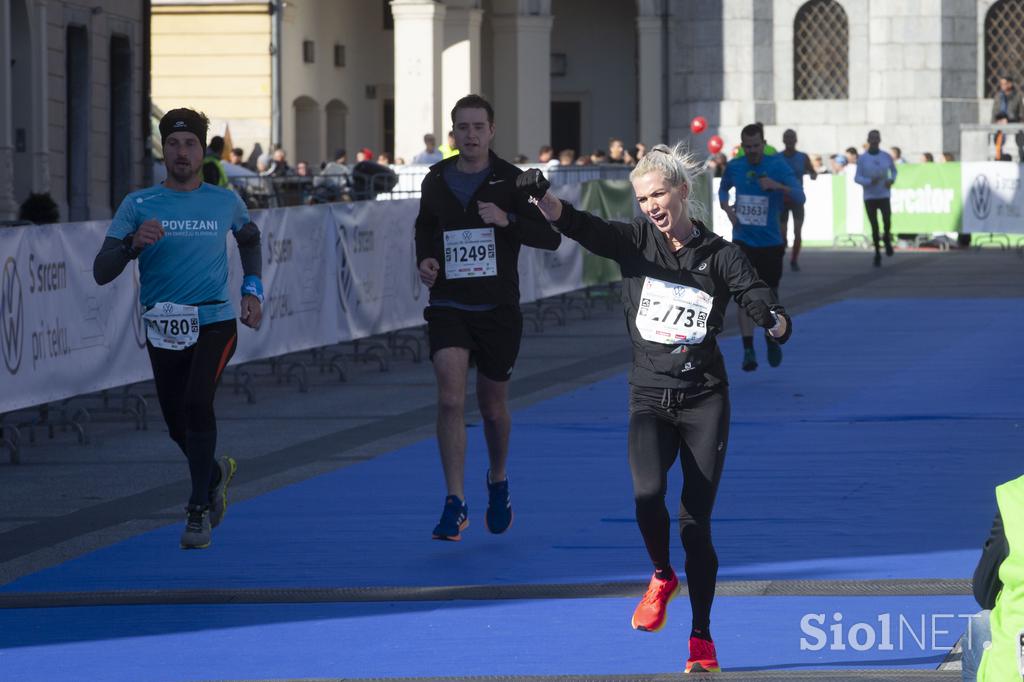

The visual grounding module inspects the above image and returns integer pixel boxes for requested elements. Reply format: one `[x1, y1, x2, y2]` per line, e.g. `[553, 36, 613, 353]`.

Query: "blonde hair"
[629, 142, 706, 221]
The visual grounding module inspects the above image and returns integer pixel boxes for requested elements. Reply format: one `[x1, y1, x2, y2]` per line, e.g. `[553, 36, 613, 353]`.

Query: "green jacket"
[979, 474, 1024, 681]
[202, 154, 229, 188]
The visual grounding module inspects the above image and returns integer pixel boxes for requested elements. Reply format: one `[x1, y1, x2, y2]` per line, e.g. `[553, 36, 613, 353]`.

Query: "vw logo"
[162, 302, 174, 314]
[463, 230, 472, 240]
[970, 174, 992, 220]
[1, 257, 24, 374]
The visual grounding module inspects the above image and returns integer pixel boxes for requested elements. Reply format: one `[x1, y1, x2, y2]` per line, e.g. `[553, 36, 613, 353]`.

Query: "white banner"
[961, 162, 1024, 234]
[1, 195, 593, 414]
[0, 222, 152, 414]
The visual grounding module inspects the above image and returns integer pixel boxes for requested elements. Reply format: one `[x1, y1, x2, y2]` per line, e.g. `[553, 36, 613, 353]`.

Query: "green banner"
[869, 162, 962, 233]
[579, 179, 633, 285]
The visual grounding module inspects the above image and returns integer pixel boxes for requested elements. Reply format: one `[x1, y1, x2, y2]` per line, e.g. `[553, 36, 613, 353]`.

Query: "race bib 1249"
[444, 228, 497, 279]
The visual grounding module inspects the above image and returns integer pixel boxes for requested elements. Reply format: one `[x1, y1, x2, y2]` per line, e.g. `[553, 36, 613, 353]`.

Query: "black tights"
[147, 319, 237, 507]
[864, 198, 892, 255]
[628, 386, 729, 631]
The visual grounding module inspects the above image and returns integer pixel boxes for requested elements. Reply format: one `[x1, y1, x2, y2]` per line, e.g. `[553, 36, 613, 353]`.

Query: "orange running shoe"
[630, 572, 680, 631]
[685, 636, 721, 673]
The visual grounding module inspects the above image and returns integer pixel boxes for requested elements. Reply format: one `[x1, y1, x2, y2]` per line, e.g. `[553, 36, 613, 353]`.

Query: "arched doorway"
[10, 0, 33, 205]
[292, 96, 321, 166]
[325, 99, 348, 162]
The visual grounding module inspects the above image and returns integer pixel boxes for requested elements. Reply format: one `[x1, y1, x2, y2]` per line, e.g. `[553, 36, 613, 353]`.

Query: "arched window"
[325, 99, 348, 161]
[292, 96, 321, 166]
[985, 0, 1024, 97]
[793, 0, 849, 100]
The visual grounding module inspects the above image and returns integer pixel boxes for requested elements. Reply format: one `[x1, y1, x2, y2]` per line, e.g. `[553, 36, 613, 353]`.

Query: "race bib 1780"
[143, 302, 199, 351]
[444, 228, 497, 279]
[635, 277, 713, 345]
[735, 194, 770, 226]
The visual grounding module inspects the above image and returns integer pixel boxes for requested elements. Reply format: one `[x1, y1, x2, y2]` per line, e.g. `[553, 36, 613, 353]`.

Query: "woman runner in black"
[517, 144, 792, 674]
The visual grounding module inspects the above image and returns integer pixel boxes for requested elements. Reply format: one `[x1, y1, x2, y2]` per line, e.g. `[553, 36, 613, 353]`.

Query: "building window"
[383, 0, 393, 30]
[551, 53, 567, 77]
[334, 43, 345, 68]
[793, 0, 849, 100]
[303, 40, 315, 64]
[985, 0, 1024, 98]
[110, 35, 132, 211]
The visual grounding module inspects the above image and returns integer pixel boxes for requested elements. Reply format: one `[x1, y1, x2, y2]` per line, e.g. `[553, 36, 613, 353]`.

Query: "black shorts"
[780, 203, 805, 225]
[424, 304, 523, 382]
[734, 241, 785, 290]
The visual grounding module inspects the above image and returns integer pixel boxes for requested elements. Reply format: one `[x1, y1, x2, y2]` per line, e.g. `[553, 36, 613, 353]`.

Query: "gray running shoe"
[180, 505, 211, 549]
[208, 457, 237, 528]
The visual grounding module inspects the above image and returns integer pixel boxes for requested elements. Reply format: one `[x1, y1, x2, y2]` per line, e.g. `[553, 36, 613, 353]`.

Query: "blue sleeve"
[853, 162, 870, 188]
[889, 156, 898, 182]
[718, 165, 733, 204]
[106, 195, 139, 239]
[230, 192, 251, 232]
[778, 159, 805, 205]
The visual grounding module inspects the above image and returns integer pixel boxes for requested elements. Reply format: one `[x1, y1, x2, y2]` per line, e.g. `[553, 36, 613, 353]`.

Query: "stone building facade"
[0, 0, 146, 221]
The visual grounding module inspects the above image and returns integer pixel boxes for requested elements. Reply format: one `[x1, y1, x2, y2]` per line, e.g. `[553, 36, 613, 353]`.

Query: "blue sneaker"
[485, 471, 513, 534]
[741, 348, 757, 372]
[432, 495, 469, 541]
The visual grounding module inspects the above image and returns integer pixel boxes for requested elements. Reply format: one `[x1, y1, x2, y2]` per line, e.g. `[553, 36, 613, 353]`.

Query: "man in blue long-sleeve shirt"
[719, 123, 805, 372]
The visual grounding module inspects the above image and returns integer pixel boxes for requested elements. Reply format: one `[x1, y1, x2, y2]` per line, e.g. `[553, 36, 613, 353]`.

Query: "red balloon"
[690, 116, 708, 134]
[707, 135, 724, 154]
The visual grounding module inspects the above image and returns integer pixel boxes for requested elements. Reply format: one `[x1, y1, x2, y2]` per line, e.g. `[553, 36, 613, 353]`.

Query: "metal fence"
[229, 163, 635, 209]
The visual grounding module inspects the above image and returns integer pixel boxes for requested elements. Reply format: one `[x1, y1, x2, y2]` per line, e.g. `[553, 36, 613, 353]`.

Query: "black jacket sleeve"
[414, 176, 439, 266]
[551, 201, 635, 263]
[511, 189, 561, 251]
[93, 237, 132, 285]
[720, 243, 793, 344]
[234, 222, 262, 278]
[973, 511, 1006, 610]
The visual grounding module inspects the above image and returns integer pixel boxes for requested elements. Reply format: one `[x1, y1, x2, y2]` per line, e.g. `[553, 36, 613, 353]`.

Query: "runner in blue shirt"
[93, 108, 264, 549]
[779, 129, 816, 272]
[719, 123, 804, 372]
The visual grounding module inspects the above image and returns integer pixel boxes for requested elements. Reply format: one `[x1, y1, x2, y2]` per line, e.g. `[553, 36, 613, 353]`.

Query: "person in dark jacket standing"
[991, 75, 1024, 123]
[415, 94, 560, 542]
[519, 143, 792, 674]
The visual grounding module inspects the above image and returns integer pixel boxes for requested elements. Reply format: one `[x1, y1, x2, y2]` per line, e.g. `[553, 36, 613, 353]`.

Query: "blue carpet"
[0, 595, 978, 681]
[4, 298, 1021, 593]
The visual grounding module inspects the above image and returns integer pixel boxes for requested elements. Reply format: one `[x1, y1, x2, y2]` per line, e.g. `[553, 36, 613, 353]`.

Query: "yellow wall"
[151, 4, 272, 158]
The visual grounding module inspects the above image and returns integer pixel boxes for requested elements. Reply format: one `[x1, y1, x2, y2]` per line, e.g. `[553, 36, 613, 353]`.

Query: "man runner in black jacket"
[415, 94, 560, 541]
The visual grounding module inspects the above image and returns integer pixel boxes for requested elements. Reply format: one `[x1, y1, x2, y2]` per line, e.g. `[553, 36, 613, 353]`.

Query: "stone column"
[489, 12, 553, 161]
[0, 0, 18, 220]
[442, 1, 483, 138]
[30, 0, 49, 194]
[636, 0, 665, 146]
[391, 0, 446, 160]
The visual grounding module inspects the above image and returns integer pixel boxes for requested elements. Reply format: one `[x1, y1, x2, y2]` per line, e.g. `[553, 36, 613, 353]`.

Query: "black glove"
[515, 168, 550, 201]
[744, 299, 775, 328]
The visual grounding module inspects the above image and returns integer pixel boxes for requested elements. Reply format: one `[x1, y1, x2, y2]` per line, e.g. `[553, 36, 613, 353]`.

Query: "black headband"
[159, 109, 207, 149]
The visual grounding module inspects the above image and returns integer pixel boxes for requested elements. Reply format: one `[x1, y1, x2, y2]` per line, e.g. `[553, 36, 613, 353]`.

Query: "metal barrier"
[230, 164, 635, 209]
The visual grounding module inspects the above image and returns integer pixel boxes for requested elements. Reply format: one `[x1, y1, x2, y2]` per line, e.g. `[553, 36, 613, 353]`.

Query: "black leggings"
[864, 198, 892, 254]
[628, 385, 730, 631]
[147, 319, 237, 506]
